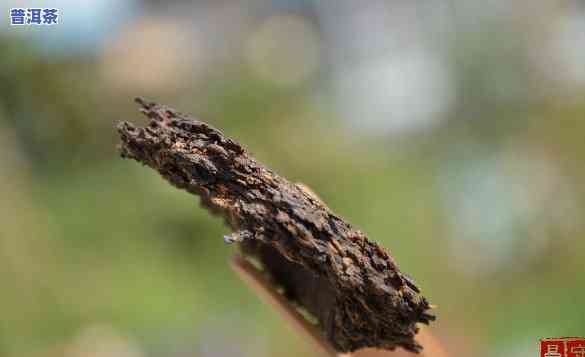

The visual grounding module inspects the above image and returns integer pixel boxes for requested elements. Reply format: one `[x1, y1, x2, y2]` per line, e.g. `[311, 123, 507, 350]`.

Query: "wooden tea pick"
[230, 255, 448, 357]
[230, 255, 343, 357]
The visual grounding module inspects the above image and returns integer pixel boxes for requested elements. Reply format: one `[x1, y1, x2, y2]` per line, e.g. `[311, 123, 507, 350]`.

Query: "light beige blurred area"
[1, 1, 584, 357]
[245, 14, 322, 87]
[99, 17, 197, 93]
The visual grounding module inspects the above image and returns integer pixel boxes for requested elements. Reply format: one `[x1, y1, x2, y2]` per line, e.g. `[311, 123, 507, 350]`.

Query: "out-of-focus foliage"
[1, 2, 584, 357]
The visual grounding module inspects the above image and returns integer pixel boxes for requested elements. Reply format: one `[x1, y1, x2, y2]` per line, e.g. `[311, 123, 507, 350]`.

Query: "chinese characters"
[542, 338, 585, 357]
[10, 8, 59, 25]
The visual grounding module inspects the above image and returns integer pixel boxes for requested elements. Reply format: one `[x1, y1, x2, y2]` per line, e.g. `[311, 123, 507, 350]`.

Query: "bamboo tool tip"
[230, 255, 449, 357]
[230, 254, 340, 357]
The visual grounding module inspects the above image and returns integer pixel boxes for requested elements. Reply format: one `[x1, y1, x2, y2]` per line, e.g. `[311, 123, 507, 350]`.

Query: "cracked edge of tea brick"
[116, 98, 436, 353]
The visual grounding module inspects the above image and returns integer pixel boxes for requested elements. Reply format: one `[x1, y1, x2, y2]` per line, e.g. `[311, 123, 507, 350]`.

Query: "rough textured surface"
[117, 98, 435, 353]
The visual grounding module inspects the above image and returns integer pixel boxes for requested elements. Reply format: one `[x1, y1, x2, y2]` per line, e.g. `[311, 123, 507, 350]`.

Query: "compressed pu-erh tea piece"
[117, 98, 435, 353]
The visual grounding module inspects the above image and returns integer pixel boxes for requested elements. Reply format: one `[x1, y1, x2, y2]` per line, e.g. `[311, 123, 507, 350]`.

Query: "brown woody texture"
[117, 98, 435, 353]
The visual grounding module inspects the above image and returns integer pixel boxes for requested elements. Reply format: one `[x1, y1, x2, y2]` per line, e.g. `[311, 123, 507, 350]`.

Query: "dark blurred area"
[1, 1, 584, 356]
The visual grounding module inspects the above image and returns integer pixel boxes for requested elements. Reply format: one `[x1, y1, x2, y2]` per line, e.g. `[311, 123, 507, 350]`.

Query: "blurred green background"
[1, 1, 584, 356]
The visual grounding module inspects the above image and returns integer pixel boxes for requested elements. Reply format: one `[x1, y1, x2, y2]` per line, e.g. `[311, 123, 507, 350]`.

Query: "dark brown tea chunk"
[117, 98, 435, 353]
